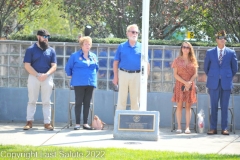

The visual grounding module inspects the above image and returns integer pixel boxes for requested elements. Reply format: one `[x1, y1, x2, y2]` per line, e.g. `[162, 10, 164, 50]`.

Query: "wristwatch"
[46, 73, 50, 77]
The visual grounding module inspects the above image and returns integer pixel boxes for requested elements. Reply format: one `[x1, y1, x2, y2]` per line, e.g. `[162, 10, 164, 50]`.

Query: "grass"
[0, 145, 239, 160]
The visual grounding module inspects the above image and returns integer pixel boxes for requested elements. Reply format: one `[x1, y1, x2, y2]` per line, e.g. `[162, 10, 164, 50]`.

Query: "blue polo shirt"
[65, 50, 98, 87]
[23, 43, 57, 73]
[114, 41, 141, 70]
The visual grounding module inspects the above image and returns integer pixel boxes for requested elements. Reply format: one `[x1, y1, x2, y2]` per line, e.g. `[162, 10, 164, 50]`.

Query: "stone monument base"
[113, 110, 160, 141]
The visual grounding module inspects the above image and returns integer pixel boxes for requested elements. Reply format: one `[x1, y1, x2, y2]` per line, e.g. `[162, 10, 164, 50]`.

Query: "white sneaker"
[185, 129, 191, 134]
[176, 129, 182, 134]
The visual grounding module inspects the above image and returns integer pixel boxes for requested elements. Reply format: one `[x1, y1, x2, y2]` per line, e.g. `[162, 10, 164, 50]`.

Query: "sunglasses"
[182, 46, 190, 49]
[128, 31, 139, 34]
[217, 36, 226, 40]
[41, 35, 50, 39]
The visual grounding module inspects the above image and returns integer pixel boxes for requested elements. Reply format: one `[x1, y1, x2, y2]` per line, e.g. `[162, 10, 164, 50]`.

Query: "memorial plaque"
[114, 110, 160, 141]
[118, 114, 155, 131]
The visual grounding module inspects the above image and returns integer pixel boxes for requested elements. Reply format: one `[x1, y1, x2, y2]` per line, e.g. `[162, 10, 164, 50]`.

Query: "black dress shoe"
[207, 130, 217, 135]
[221, 130, 229, 135]
[83, 125, 95, 130]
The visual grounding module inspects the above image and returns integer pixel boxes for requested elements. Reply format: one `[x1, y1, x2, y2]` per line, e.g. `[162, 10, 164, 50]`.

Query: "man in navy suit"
[204, 30, 238, 135]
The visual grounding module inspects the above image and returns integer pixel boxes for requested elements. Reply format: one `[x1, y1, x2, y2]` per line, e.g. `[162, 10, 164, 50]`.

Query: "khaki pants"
[26, 74, 54, 124]
[116, 69, 140, 110]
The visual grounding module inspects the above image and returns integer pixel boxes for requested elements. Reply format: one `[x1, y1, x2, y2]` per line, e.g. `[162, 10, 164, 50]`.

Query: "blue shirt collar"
[79, 49, 96, 60]
[127, 40, 139, 47]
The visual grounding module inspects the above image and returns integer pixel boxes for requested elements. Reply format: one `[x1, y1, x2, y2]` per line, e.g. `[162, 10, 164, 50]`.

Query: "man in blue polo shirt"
[23, 29, 57, 131]
[113, 24, 150, 110]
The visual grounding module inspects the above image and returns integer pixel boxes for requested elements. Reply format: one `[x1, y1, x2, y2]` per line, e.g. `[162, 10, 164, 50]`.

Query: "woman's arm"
[173, 67, 192, 89]
[189, 67, 198, 83]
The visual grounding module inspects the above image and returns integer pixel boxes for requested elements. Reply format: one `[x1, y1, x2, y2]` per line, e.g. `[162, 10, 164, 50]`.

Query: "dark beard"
[38, 40, 49, 50]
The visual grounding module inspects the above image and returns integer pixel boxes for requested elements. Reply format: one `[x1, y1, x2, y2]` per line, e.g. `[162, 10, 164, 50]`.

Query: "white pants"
[117, 69, 140, 110]
[26, 74, 54, 124]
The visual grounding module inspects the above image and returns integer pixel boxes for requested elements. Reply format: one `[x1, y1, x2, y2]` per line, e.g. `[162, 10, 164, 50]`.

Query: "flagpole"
[139, 0, 150, 111]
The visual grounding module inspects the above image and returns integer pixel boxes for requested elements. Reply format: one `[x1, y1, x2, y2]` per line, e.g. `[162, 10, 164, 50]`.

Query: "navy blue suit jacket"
[204, 47, 238, 90]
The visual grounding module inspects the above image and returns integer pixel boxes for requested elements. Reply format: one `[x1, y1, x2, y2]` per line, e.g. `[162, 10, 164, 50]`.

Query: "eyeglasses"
[182, 46, 190, 49]
[41, 35, 50, 39]
[128, 31, 139, 34]
[217, 36, 226, 40]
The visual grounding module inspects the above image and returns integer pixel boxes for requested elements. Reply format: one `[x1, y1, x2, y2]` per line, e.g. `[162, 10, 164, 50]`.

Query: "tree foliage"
[2, 0, 240, 42]
[184, 0, 240, 42]
[59, 0, 195, 39]
[59, 0, 240, 41]
[16, 0, 79, 37]
[0, 0, 53, 38]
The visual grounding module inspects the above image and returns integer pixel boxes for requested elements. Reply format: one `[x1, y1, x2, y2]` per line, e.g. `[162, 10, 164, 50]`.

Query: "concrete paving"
[0, 122, 239, 155]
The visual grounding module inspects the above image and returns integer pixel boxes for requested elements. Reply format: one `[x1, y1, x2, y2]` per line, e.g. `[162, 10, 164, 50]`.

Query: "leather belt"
[120, 68, 140, 73]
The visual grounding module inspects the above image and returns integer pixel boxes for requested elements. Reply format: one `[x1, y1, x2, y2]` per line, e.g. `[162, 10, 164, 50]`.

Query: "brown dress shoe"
[207, 130, 217, 135]
[44, 124, 54, 131]
[221, 130, 229, 135]
[23, 121, 32, 130]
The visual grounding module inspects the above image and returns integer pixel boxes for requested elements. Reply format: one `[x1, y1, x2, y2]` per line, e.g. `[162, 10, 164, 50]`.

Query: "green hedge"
[9, 34, 240, 47]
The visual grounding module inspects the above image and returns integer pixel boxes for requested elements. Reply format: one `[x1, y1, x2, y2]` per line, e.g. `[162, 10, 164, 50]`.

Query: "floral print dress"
[171, 57, 197, 104]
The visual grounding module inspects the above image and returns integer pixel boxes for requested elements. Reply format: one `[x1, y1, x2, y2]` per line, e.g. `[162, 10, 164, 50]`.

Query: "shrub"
[9, 34, 240, 47]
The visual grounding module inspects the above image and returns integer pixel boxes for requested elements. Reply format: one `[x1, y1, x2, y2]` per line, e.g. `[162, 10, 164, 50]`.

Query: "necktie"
[219, 50, 223, 64]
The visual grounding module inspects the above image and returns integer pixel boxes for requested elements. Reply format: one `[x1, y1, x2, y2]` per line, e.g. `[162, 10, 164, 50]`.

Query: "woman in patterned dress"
[172, 42, 198, 134]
